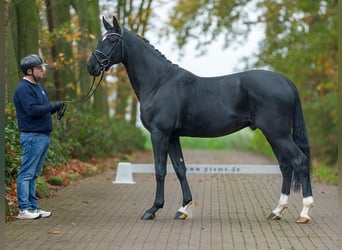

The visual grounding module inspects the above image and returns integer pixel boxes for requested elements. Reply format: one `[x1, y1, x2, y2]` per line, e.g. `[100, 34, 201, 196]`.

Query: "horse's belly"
[178, 116, 250, 138]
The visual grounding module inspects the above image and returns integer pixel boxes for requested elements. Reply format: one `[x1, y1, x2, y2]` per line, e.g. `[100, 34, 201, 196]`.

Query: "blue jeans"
[17, 133, 50, 210]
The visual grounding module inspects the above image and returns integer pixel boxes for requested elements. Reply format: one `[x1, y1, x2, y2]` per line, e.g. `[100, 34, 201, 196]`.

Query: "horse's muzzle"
[87, 57, 102, 76]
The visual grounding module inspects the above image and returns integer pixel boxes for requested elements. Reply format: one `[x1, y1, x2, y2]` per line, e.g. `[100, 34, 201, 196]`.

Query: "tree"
[45, 0, 77, 100]
[5, 0, 40, 102]
[84, 0, 109, 115]
[107, 0, 153, 124]
[4, 1, 19, 102]
[44, 0, 64, 100]
[253, 0, 337, 163]
[167, 0, 251, 56]
[167, 0, 337, 164]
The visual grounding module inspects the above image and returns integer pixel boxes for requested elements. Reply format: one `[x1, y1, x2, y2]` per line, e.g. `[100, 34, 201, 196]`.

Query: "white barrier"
[113, 162, 280, 184]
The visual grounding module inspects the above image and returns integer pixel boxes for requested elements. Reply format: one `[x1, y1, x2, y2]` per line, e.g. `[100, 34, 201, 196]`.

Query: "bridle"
[64, 29, 124, 105]
[92, 29, 125, 70]
[59, 30, 124, 120]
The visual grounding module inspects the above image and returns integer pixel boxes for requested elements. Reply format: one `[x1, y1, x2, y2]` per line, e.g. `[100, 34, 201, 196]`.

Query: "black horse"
[87, 16, 313, 223]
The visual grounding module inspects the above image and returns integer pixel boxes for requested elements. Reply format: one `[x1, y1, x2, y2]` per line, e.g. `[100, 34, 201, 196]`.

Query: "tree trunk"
[15, 1, 40, 59]
[4, 1, 20, 102]
[87, 0, 109, 115]
[45, 0, 63, 100]
[5, 26, 19, 102]
[49, 0, 77, 99]
[114, 66, 131, 120]
[114, 0, 153, 123]
[6, 1, 40, 102]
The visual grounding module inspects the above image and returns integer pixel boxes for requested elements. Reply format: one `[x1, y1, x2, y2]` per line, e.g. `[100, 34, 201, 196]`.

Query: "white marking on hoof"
[299, 196, 313, 221]
[271, 194, 289, 218]
[296, 216, 310, 224]
[176, 202, 192, 219]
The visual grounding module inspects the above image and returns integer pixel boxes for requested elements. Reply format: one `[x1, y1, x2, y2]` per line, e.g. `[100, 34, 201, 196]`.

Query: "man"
[13, 54, 65, 220]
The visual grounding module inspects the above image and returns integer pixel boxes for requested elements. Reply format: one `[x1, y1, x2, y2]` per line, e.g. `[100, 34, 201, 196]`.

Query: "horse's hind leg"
[268, 167, 291, 220]
[168, 136, 193, 219]
[265, 135, 313, 223]
[267, 140, 292, 220]
[297, 174, 314, 223]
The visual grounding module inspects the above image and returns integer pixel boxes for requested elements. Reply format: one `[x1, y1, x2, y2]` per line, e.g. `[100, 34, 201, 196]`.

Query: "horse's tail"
[289, 80, 311, 192]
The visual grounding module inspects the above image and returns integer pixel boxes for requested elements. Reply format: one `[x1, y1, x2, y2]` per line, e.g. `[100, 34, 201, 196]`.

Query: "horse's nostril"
[87, 64, 97, 76]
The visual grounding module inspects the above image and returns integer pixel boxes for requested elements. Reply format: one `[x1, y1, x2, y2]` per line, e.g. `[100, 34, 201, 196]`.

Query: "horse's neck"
[122, 31, 174, 101]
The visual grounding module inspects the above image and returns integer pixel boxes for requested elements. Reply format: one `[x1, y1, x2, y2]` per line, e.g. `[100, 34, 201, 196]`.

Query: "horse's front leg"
[168, 136, 193, 219]
[141, 130, 169, 220]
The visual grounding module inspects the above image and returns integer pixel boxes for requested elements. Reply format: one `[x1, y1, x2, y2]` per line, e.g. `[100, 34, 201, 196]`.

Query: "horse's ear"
[102, 16, 113, 31]
[112, 16, 121, 32]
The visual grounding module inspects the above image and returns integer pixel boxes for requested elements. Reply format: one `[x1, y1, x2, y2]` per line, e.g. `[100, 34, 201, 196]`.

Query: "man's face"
[31, 65, 46, 80]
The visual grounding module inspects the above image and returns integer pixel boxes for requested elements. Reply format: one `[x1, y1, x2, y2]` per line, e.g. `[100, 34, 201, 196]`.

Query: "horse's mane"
[131, 30, 179, 67]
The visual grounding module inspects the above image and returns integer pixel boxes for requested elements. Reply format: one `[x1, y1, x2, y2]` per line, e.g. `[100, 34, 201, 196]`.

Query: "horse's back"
[224, 69, 290, 93]
[192, 69, 296, 112]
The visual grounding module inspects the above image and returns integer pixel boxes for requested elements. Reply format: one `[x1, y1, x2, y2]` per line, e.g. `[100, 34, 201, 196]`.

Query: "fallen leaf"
[48, 230, 61, 234]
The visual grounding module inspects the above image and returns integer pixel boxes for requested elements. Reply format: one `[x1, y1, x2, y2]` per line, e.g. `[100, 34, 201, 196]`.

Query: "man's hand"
[52, 101, 65, 112]
[57, 102, 66, 120]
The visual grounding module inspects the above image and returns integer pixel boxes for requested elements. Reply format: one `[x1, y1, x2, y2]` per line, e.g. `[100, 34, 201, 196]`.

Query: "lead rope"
[57, 69, 105, 120]
[57, 29, 124, 119]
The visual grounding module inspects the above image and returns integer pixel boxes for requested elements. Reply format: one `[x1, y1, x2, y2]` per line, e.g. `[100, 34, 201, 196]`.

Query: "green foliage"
[5, 103, 146, 185]
[45, 120, 70, 166]
[167, 0, 250, 55]
[36, 177, 49, 198]
[304, 92, 337, 164]
[180, 129, 253, 151]
[67, 173, 78, 181]
[253, 0, 337, 165]
[80, 168, 97, 177]
[47, 176, 65, 186]
[60, 105, 146, 160]
[5, 199, 10, 216]
[144, 127, 274, 159]
[312, 164, 338, 185]
[249, 129, 275, 159]
[168, 0, 338, 166]
[5, 103, 21, 184]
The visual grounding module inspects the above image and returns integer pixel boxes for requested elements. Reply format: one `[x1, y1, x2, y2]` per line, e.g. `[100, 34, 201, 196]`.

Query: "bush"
[304, 93, 337, 164]
[60, 105, 145, 160]
[47, 176, 64, 186]
[67, 173, 78, 181]
[36, 177, 49, 198]
[249, 129, 275, 158]
[5, 102, 146, 185]
[5, 103, 21, 185]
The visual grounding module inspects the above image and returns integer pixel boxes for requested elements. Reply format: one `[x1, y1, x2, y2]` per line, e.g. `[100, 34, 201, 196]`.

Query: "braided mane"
[132, 30, 178, 67]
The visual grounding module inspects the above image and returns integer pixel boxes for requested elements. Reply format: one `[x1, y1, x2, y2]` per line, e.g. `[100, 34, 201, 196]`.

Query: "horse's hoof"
[141, 211, 155, 220]
[174, 211, 187, 220]
[296, 216, 310, 224]
[268, 213, 282, 220]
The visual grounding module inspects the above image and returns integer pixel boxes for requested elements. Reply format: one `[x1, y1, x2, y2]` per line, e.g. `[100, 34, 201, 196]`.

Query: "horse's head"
[87, 16, 124, 76]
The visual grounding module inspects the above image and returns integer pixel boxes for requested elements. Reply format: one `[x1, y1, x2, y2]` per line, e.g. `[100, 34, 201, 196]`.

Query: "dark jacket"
[14, 79, 54, 135]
